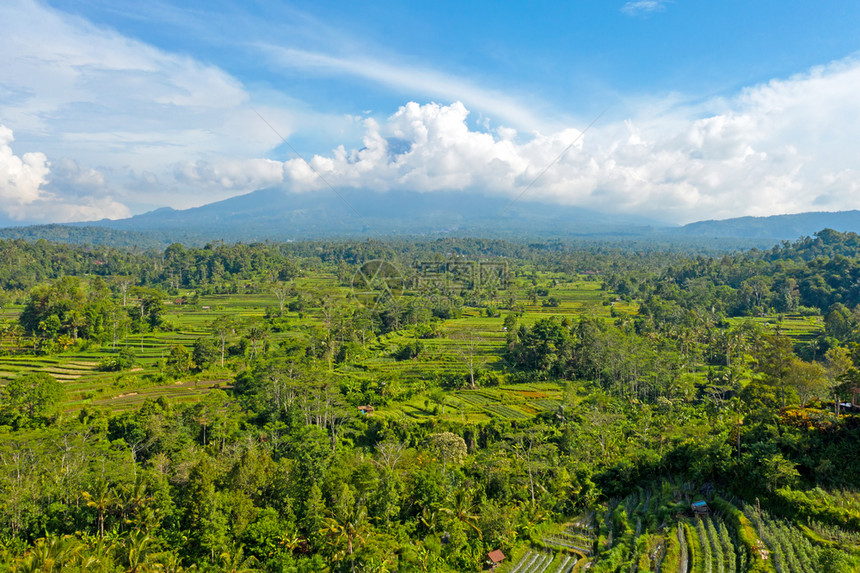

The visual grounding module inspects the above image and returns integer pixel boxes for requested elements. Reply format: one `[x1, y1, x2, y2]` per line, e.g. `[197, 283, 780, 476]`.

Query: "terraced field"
[0, 271, 681, 417]
[729, 313, 824, 343]
[503, 515, 595, 573]
[514, 480, 860, 573]
[0, 270, 806, 419]
[375, 383, 566, 422]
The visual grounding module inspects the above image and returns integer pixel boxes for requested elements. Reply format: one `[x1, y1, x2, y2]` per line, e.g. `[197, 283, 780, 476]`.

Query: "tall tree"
[0, 372, 64, 425]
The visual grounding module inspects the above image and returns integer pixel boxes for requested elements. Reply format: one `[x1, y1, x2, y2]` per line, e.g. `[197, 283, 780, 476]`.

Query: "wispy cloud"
[262, 47, 555, 133]
[621, 1, 671, 16]
[0, 0, 309, 210]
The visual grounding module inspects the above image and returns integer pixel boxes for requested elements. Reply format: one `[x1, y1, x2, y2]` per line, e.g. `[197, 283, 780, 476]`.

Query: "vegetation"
[2, 230, 860, 571]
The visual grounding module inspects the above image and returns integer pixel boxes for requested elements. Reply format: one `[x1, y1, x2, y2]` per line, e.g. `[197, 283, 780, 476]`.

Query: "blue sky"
[2, 0, 860, 225]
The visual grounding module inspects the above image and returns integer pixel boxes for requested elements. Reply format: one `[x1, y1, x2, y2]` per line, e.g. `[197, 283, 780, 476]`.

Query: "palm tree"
[82, 481, 117, 538]
[16, 534, 83, 572]
[119, 476, 153, 531]
[362, 558, 393, 573]
[65, 309, 86, 341]
[75, 536, 114, 572]
[418, 507, 439, 535]
[153, 551, 189, 573]
[245, 325, 268, 360]
[218, 544, 259, 573]
[441, 490, 482, 537]
[124, 530, 156, 573]
[8, 323, 25, 352]
[320, 486, 369, 573]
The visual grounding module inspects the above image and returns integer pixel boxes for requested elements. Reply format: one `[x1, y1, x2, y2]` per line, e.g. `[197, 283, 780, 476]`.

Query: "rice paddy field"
[0, 271, 610, 414]
[0, 268, 826, 418]
[729, 314, 824, 342]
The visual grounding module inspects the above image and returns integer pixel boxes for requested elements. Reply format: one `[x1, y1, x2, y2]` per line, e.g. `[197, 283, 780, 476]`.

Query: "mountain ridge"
[71, 188, 668, 241]
[676, 210, 860, 239]
[3, 188, 860, 246]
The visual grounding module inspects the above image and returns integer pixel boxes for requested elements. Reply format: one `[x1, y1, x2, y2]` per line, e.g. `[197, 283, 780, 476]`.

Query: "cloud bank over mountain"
[2, 0, 860, 225]
[180, 58, 860, 224]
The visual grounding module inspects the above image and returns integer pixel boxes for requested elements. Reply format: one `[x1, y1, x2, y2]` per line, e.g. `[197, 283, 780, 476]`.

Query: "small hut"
[486, 549, 505, 570]
[357, 405, 375, 415]
[691, 500, 710, 515]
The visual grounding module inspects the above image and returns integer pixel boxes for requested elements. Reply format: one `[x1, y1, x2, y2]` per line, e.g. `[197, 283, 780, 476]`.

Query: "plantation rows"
[557, 483, 860, 573]
[505, 550, 577, 573]
[483, 403, 531, 420]
[501, 515, 595, 573]
[741, 501, 856, 573]
[560, 485, 743, 572]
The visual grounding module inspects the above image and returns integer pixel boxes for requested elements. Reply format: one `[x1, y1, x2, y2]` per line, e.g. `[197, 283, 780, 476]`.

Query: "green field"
[0, 272, 622, 416]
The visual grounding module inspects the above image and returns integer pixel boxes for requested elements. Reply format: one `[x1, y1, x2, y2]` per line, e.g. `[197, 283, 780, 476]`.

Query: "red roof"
[487, 550, 505, 563]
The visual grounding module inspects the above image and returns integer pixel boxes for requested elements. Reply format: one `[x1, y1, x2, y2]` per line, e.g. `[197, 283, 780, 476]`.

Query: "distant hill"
[68, 188, 667, 242]
[5, 189, 860, 247]
[0, 224, 172, 249]
[676, 210, 860, 240]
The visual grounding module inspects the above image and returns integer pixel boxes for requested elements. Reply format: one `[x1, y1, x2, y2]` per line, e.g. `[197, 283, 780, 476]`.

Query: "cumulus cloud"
[244, 56, 860, 224]
[0, 0, 308, 211]
[0, 124, 129, 222]
[174, 158, 287, 191]
[0, 124, 50, 211]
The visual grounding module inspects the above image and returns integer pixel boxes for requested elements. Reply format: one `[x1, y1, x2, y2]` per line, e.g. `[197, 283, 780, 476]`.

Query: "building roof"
[487, 549, 505, 563]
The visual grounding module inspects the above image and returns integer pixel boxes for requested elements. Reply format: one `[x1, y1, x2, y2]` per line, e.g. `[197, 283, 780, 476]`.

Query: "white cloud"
[174, 158, 287, 191]
[250, 55, 860, 224]
[0, 124, 130, 222]
[0, 0, 304, 211]
[2, 0, 860, 227]
[263, 47, 552, 132]
[0, 124, 50, 210]
[621, 1, 671, 16]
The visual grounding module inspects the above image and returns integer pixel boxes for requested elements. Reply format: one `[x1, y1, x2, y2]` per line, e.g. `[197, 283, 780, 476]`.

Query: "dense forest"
[2, 230, 860, 572]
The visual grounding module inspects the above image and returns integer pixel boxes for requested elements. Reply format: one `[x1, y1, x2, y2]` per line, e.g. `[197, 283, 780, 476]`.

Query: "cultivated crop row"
[507, 550, 575, 573]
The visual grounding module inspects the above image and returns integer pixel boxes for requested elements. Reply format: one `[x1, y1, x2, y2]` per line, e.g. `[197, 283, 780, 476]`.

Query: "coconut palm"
[218, 544, 258, 573]
[440, 489, 482, 538]
[320, 485, 369, 573]
[82, 481, 117, 538]
[15, 534, 83, 572]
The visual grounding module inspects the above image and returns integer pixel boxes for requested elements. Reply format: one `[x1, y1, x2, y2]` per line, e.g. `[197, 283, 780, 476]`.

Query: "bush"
[98, 348, 136, 372]
[394, 340, 422, 361]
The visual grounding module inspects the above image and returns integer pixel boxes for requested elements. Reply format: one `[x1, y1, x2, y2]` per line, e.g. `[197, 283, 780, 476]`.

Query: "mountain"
[67, 188, 667, 242]
[676, 210, 860, 240]
[4, 189, 860, 247]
